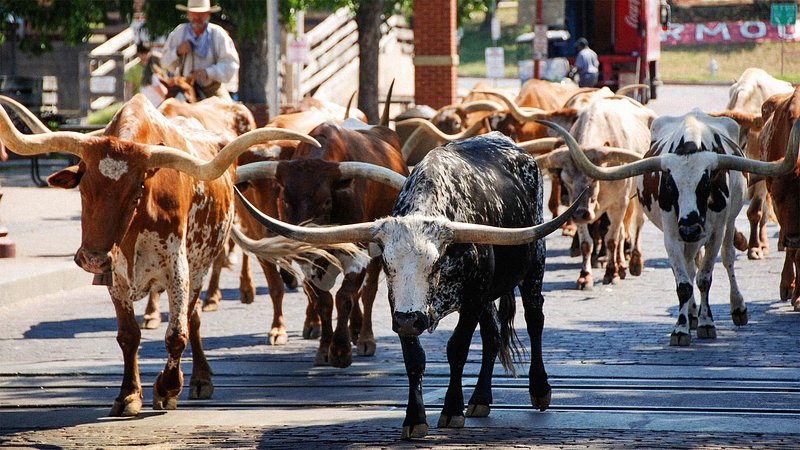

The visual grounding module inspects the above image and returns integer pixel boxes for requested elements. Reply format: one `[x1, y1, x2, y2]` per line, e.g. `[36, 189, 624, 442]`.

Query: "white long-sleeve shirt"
[160, 23, 240, 93]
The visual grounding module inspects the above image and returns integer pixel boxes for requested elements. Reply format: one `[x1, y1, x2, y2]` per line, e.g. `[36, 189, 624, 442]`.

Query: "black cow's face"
[373, 217, 454, 336]
[275, 159, 350, 226]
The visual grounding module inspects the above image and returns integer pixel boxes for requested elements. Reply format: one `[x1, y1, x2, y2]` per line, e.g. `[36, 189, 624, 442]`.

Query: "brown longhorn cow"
[0, 93, 318, 416]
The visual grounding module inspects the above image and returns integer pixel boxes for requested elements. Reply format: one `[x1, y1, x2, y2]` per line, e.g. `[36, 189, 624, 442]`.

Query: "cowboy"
[160, 0, 239, 100]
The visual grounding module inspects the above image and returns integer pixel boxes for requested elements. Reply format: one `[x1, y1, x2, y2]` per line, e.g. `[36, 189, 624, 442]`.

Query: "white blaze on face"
[375, 217, 451, 319]
[98, 156, 128, 181]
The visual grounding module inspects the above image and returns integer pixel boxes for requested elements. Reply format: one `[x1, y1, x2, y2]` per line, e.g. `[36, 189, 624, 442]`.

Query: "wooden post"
[533, 0, 542, 79]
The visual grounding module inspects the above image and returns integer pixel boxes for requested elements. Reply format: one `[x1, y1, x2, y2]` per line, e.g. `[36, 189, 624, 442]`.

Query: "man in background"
[570, 37, 599, 88]
[160, 0, 239, 100]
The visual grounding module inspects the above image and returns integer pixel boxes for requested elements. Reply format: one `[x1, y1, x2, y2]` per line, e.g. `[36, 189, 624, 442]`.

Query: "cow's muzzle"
[572, 207, 595, 224]
[392, 311, 430, 336]
[74, 247, 112, 274]
[678, 223, 704, 242]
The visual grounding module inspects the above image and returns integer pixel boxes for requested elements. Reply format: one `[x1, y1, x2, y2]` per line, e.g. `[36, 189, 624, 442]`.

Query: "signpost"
[771, 3, 797, 76]
[485, 47, 505, 79]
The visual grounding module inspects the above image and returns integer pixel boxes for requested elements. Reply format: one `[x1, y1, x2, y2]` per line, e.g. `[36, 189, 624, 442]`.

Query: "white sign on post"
[485, 47, 505, 78]
[287, 34, 310, 65]
[90, 76, 116, 94]
[533, 24, 549, 60]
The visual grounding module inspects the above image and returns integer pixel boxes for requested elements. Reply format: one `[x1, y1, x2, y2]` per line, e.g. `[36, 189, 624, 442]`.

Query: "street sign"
[771, 3, 797, 26]
[485, 47, 505, 78]
[287, 35, 310, 65]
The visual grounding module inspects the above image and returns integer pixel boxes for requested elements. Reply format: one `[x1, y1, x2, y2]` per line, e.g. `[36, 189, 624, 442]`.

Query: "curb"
[0, 260, 93, 308]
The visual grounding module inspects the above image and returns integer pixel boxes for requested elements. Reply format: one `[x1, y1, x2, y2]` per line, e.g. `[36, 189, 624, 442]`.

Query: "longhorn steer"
[534, 97, 655, 288]
[546, 109, 799, 345]
[235, 132, 581, 438]
[0, 94, 318, 415]
[759, 87, 800, 308]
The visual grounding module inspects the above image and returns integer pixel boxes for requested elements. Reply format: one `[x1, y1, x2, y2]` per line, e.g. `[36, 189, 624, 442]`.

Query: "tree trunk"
[237, 27, 268, 104]
[355, 0, 383, 124]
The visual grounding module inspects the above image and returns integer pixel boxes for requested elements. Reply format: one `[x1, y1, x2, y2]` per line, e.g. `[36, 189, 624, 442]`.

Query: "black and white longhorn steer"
[542, 110, 800, 346]
[235, 132, 583, 439]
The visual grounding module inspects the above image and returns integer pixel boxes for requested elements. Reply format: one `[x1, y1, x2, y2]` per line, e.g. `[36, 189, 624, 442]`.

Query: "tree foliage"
[0, 0, 133, 55]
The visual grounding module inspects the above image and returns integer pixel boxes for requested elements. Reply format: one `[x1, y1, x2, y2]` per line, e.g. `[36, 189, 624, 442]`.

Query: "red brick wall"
[414, 0, 457, 108]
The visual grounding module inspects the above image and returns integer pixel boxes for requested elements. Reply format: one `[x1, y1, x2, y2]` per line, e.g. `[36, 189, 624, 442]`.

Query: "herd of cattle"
[1, 66, 799, 439]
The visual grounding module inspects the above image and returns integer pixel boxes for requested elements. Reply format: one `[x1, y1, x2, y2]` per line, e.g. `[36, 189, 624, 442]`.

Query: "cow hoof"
[780, 286, 792, 301]
[530, 389, 551, 411]
[189, 377, 213, 400]
[153, 393, 179, 410]
[314, 348, 330, 366]
[689, 316, 698, 330]
[747, 247, 763, 260]
[465, 404, 490, 417]
[140, 315, 161, 330]
[794, 302, 800, 312]
[602, 274, 620, 285]
[303, 325, 321, 340]
[239, 288, 255, 304]
[629, 259, 643, 277]
[356, 338, 376, 356]
[731, 308, 749, 326]
[696, 325, 717, 339]
[437, 414, 465, 428]
[109, 394, 142, 417]
[577, 277, 593, 290]
[328, 348, 352, 368]
[670, 332, 691, 346]
[734, 231, 748, 252]
[201, 301, 219, 312]
[269, 330, 289, 346]
[401, 423, 429, 440]
[618, 267, 627, 280]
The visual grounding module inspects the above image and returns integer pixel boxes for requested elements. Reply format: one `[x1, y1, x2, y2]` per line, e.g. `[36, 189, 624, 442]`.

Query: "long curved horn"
[449, 189, 588, 244]
[584, 147, 644, 165]
[562, 87, 601, 107]
[380, 79, 394, 127]
[534, 148, 571, 169]
[460, 100, 504, 114]
[399, 118, 487, 161]
[235, 186, 375, 244]
[146, 128, 321, 180]
[344, 90, 357, 120]
[537, 119, 662, 180]
[0, 95, 51, 134]
[0, 104, 91, 157]
[616, 84, 650, 96]
[715, 116, 800, 176]
[516, 137, 559, 155]
[338, 162, 407, 190]
[236, 160, 279, 183]
[476, 90, 548, 122]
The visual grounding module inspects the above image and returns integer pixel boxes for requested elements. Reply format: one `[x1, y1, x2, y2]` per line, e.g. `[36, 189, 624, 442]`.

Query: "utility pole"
[266, 0, 280, 119]
[533, 0, 542, 79]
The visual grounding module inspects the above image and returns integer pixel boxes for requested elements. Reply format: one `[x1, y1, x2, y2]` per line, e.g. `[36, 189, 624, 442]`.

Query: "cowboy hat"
[176, 0, 221, 13]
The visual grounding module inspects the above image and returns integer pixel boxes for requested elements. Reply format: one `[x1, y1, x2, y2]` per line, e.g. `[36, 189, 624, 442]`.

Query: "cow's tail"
[498, 292, 525, 377]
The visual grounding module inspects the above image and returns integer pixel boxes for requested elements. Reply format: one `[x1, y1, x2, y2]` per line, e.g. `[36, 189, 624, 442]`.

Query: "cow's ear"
[48, 164, 83, 189]
[334, 178, 353, 192]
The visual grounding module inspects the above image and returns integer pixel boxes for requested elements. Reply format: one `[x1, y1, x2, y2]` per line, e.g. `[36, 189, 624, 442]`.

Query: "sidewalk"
[0, 161, 91, 307]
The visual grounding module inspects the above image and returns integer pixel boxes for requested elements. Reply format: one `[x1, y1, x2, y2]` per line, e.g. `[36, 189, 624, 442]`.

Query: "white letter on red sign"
[740, 21, 766, 39]
[696, 23, 730, 42]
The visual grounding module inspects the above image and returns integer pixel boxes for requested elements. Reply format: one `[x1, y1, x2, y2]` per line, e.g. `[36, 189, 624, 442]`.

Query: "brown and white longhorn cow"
[0, 94, 318, 415]
[758, 86, 800, 309]
[547, 109, 799, 345]
[234, 101, 409, 367]
[534, 96, 655, 288]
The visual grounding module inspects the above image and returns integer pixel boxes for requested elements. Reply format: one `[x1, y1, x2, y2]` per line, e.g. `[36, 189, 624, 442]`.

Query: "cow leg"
[141, 290, 162, 329]
[602, 211, 625, 284]
[466, 300, 504, 418]
[303, 293, 321, 339]
[355, 258, 380, 356]
[239, 252, 255, 304]
[329, 270, 367, 368]
[629, 203, 645, 276]
[792, 249, 800, 310]
[349, 288, 363, 345]
[759, 191, 772, 254]
[201, 249, 226, 312]
[780, 248, 796, 302]
[520, 244, 551, 411]
[746, 185, 765, 260]
[109, 287, 143, 417]
[153, 265, 190, 410]
[666, 239, 699, 346]
[260, 260, 287, 345]
[188, 292, 213, 400]
[695, 235, 723, 339]
[304, 281, 334, 364]
[722, 219, 749, 323]
[439, 307, 481, 428]
[400, 335, 428, 439]
[576, 224, 594, 290]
